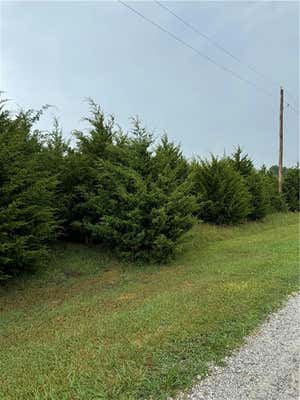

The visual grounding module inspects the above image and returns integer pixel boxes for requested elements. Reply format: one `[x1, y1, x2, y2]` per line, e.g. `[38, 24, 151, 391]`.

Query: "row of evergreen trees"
[0, 98, 299, 279]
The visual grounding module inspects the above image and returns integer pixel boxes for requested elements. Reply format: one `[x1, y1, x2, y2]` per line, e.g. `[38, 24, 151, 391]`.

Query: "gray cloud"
[1, 1, 299, 166]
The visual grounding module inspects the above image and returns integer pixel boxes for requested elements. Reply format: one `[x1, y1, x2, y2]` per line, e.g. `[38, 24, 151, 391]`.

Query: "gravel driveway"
[173, 293, 300, 400]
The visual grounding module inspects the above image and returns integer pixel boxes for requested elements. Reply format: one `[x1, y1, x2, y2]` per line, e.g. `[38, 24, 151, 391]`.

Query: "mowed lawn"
[0, 213, 299, 400]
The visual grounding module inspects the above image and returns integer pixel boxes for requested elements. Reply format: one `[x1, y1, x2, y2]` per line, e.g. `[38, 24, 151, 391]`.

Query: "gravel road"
[174, 293, 300, 400]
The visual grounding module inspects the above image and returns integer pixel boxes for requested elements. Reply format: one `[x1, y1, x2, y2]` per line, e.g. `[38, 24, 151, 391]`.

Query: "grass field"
[0, 213, 299, 400]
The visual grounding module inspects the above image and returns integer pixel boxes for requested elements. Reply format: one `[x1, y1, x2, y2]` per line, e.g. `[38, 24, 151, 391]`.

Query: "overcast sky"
[1, 1, 299, 166]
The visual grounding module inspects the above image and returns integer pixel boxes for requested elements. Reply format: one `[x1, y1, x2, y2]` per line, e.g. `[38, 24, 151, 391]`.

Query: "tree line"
[0, 98, 299, 279]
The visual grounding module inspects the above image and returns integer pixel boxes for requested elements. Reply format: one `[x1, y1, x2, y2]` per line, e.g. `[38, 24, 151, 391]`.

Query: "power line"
[119, 1, 278, 101]
[119, 1, 298, 117]
[155, 0, 299, 111]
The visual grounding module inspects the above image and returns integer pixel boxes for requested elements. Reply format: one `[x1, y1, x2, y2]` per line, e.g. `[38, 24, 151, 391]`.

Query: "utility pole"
[278, 87, 284, 193]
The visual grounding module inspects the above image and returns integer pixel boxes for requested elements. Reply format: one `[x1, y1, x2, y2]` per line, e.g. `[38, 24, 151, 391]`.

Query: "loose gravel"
[173, 293, 300, 400]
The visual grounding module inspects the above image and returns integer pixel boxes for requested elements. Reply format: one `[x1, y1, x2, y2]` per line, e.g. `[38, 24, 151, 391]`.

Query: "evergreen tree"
[41, 118, 70, 233]
[0, 100, 57, 279]
[3, 93, 296, 276]
[64, 101, 118, 243]
[63, 103, 195, 262]
[151, 134, 189, 184]
[246, 171, 269, 220]
[283, 166, 300, 211]
[259, 166, 287, 213]
[230, 147, 269, 220]
[190, 156, 251, 225]
[143, 135, 195, 261]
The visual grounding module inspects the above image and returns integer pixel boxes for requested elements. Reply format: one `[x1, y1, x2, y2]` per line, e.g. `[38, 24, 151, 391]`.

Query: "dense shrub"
[61, 103, 195, 262]
[230, 147, 269, 220]
[145, 135, 195, 261]
[190, 156, 251, 225]
[248, 171, 270, 219]
[40, 118, 71, 232]
[259, 166, 287, 213]
[61, 100, 124, 243]
[283, 166, 300, 211]
[1, 94, 298, 278]
[0, 100, 57, 279]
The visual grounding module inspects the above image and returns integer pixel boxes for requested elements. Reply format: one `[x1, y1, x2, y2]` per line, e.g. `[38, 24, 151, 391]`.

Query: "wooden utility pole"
[278, 87, 284, 193]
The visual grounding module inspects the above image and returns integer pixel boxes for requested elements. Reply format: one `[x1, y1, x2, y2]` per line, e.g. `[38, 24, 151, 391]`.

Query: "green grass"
[0, 213, 299, 400]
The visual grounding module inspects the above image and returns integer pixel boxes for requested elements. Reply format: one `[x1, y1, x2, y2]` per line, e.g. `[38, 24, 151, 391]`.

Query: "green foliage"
[1, 94, 298, 276]
[269, 164, 289, 178]
[152, 134, 189, 184]
[246, 171, 269, 220]
[230, 147, 269, 220]
[230, 146, 253, 177]
[61, 103, 195, 262]
[267, 163, 299, 212]
[145, 134, 196, 261]
[40, 118, 71, 232]
[259, 166, 287, 213]
[190, 156, 251, 225]
[0, 100, 57, 279]
[63, 101, 128, 243]
[283, 165, 300, 211]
